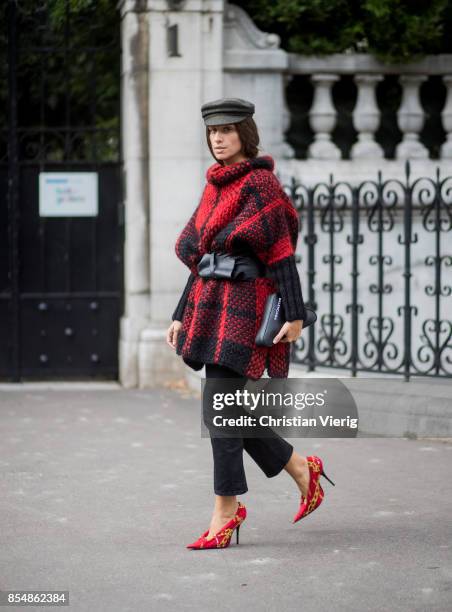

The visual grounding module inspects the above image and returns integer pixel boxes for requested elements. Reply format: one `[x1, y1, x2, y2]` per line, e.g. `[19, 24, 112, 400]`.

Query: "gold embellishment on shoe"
[218, 528, 234, 547]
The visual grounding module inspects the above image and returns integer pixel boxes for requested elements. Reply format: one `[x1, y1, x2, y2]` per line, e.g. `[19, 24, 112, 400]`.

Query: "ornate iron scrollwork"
[283, 161, 452, 379]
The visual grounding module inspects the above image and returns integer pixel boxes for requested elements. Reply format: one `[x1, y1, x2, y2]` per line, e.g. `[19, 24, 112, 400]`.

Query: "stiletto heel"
[293, 455, 334, 524]
[321, 469, 335, 486]
[236, 524, 240, 545]
[186, 501, 246, 550]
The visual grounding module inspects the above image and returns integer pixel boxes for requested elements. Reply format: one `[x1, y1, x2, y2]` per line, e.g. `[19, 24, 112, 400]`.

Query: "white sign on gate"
[39, 172, 98, 217]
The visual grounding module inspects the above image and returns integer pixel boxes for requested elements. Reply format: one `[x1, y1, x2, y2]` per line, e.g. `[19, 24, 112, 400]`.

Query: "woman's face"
[208, 124, 245, 164]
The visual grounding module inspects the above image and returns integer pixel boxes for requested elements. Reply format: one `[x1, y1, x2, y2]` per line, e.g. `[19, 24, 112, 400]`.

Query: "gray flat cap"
[201, 97, 255, 126]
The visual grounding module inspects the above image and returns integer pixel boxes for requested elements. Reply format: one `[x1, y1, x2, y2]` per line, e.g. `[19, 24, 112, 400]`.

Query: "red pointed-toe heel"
[293, 455, 335, 524]
[186, 501, 247, 550]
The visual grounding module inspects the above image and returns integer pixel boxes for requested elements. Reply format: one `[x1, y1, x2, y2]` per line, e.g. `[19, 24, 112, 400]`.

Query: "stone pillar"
[440, 75, 452, 159]
[308, 74, 341, 160]
[396, 75, 429, 159]
[138, 0, 225, 387]
[117, 0, 151, 388]
[351, 74, 384, 159]
[222, 3, 294, 159]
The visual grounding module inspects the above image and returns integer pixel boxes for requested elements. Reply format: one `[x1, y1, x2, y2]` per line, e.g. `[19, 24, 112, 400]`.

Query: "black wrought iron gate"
[1, 1, 123, 381]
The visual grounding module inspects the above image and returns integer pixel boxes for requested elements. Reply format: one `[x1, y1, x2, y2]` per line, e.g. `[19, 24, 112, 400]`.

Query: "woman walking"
[166, 98, 335, 550]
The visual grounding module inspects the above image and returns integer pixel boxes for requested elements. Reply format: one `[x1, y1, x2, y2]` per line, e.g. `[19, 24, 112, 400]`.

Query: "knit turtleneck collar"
[206, 154, 274, 186]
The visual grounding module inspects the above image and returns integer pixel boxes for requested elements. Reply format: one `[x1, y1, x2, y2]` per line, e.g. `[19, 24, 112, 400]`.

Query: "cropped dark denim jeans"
[203, 363, 294, 496]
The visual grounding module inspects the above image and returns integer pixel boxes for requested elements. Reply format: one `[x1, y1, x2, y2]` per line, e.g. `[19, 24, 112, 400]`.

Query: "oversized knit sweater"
[172, 154, 307, 380]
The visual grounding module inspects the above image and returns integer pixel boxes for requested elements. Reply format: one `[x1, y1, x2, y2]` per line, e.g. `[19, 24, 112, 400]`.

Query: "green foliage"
[236, 0, 452, 62]
[362, 0, 448, 62]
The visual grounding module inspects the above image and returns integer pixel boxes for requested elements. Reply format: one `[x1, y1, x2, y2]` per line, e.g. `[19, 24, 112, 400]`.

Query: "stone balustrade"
[287, 53, 452, 160]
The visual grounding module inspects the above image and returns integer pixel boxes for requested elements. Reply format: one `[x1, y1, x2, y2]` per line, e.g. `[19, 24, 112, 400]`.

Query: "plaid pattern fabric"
[172, 155, 306, 380]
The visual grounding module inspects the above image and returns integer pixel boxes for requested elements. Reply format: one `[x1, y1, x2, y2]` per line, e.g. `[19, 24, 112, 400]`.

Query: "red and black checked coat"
[172, 154, 306, 380]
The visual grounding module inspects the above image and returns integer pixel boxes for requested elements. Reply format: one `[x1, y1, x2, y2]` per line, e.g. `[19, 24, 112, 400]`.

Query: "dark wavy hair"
[206, 116, 261, 164]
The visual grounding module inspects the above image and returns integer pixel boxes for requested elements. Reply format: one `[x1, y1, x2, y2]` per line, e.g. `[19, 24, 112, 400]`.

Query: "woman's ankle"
[213, 498, 238, 516]
[284, 451, 307, 478]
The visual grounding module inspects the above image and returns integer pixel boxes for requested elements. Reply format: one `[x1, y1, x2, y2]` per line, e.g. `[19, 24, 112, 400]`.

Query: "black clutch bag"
[255, 292, 317, 347]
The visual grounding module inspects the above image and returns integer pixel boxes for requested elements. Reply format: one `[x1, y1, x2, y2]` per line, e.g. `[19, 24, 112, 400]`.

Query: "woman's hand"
[272, 320, 303, 344]
[167, 320, 183, 350]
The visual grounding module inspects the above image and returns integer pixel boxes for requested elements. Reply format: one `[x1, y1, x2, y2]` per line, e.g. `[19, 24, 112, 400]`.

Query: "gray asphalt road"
[1, 383, 451, 612]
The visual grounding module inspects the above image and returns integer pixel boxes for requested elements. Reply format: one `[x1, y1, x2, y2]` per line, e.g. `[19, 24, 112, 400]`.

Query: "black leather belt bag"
[197, 251, 267, 280]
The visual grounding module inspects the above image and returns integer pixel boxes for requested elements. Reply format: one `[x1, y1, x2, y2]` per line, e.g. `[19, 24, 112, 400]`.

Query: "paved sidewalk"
[1, 382, 451, 612]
